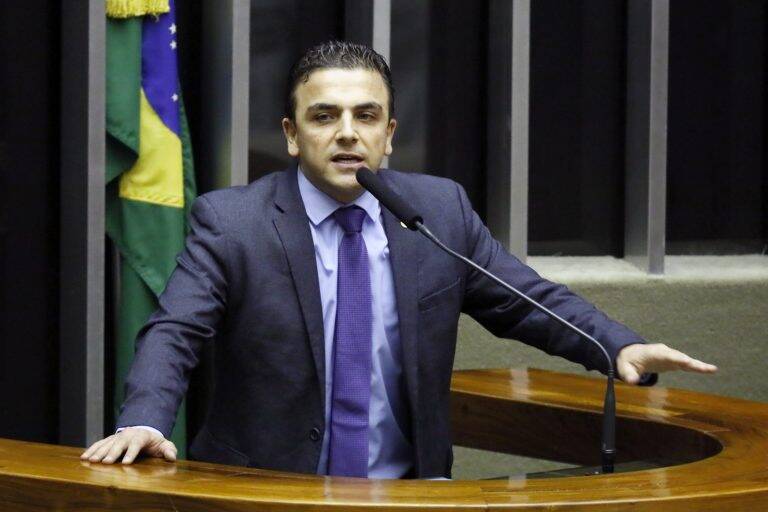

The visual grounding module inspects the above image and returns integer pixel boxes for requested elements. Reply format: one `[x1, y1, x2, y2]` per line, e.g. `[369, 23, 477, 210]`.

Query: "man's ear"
[281, 117, 299, 157]
[384, 118, 397, 156]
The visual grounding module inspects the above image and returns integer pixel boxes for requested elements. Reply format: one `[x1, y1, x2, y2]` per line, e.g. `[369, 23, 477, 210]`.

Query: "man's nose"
[335, 113, 358, 143]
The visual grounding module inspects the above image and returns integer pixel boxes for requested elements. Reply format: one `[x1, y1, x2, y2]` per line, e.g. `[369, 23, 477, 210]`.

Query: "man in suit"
[82, 41, 716, 478]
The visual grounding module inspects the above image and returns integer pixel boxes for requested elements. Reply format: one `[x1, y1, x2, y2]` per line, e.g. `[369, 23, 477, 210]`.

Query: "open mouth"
[331, 154, 365, 166]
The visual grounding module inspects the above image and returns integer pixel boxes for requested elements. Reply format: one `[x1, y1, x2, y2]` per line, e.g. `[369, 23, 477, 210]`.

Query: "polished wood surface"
[2, 368, 768, 510]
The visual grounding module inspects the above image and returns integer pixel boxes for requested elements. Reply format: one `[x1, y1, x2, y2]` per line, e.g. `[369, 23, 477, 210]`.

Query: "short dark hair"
[285, 40, 395, 120]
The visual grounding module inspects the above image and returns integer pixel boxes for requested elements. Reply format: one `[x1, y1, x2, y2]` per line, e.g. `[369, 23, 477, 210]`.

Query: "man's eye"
[358, 112, 376, 121]
[314, 113, 334, 122]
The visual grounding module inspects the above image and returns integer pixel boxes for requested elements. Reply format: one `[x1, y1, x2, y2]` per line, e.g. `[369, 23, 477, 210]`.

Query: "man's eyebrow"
[306, 102, 383, 112]
[355, 102, 383, 111]
[307, 103, 339, 112]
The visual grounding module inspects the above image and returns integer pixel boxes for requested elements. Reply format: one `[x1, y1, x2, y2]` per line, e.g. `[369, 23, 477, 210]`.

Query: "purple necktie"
[328, 206, 372, 477]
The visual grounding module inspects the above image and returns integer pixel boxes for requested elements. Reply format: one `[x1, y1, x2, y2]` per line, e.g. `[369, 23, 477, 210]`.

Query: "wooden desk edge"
[1, 368, 767, 510]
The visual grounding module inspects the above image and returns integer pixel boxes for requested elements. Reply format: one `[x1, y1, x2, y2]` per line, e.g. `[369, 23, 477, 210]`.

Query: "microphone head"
[355, 166, 375, 184]
[356, 167, 423, 230]
[355, 167, 379, 194]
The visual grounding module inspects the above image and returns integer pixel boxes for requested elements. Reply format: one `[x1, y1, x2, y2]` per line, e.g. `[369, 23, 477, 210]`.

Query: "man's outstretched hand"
[617, 343, 718, 384]
[80, 427, 177, 464]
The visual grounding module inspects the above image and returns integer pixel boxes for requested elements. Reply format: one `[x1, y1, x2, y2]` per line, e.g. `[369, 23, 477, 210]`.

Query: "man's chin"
[332, 181, 366, 203]
[327, 165, 366, 185]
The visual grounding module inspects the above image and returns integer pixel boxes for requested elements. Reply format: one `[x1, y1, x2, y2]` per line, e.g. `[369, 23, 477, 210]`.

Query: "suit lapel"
[379, 171, 422, 457]
[272, 169, 326, 406]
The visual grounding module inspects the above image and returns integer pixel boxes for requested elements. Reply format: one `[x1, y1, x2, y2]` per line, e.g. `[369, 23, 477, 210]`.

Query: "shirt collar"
[297, 166, 381, 227]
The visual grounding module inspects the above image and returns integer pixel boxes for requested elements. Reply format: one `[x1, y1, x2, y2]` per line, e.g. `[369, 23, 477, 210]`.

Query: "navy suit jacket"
[117, 168, 644, 478]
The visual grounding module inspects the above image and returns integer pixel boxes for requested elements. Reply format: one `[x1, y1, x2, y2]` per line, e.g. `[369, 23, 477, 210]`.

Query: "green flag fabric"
[106, 0, 196, 457]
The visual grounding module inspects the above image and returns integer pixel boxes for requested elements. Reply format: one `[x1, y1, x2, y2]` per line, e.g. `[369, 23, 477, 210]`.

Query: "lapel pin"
[400, 221, 408, 229]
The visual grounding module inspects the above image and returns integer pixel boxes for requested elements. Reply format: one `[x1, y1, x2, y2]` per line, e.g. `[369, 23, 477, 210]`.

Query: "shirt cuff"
[116, 425, 165, 438]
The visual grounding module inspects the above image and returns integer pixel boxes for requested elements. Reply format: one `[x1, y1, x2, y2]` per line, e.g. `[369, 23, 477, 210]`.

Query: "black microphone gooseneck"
[356, 167, 617, 474]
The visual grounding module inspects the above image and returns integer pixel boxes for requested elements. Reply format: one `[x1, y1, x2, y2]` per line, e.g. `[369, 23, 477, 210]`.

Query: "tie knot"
[333, 206, 366, 233]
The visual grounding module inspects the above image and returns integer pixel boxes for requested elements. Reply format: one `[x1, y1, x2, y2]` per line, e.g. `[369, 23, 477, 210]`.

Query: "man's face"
[282, 68, 397, 203]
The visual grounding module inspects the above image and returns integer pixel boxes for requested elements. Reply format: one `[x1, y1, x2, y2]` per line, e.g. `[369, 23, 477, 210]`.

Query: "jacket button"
[309, 427, 321, 441]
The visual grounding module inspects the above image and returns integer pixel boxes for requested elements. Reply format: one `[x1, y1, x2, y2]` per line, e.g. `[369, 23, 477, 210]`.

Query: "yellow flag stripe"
[119, 89, 184, 208]
[106, 0, 169, 18]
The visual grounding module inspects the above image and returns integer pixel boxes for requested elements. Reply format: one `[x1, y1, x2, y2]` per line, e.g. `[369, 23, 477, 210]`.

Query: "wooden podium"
[2, 368, 767, 510]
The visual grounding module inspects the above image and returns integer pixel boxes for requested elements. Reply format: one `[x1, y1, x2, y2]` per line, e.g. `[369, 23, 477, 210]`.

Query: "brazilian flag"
[106, 0, 196, 457]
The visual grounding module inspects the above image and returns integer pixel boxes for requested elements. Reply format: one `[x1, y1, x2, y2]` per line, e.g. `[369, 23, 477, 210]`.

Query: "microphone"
[356, 168, 423, 230]
[356, 167, 618, 474]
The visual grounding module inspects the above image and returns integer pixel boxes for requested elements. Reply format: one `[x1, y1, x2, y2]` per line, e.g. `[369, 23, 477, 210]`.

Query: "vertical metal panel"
[625, 0, 668, 274]
[372, 0, 391, 64]
[200, 0, 250, 190]
[510, 0, 531, 260]
[486, 0, 530, 260]
[59, 0, 105, 446]
[373, 0, 391, 169]
[231, 1, 251, 186]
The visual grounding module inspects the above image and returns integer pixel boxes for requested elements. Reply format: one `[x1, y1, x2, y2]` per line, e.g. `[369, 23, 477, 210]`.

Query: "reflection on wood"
[0, 368, 766, 510]
[451, 368, 721, 465]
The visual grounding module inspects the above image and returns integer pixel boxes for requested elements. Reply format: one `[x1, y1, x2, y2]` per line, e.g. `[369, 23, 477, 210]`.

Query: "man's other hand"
[617, 342, 718, 384]
[80, 427, 177, 464]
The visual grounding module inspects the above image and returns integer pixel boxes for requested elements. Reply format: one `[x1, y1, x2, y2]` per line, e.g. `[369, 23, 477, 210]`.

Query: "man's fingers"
[624, 369, 641, 385]
[148, 439, 177, 461]
[81, 437, 110, 459]
[80, 429, 175, 465]
[121, 438, 144, 464]
[680, 357, 718, 373]
[658, 346, 717, 373]
[162, 440, 177, 461]
[89, 438, 117, 462]
[657, 347, 692, 370]
[617, 342, 717, 383]
[102, 437, 130, 464]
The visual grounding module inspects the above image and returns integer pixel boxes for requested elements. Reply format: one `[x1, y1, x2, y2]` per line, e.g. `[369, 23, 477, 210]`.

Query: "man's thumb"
[162, 441, 177, 461]
[620, 363, 642, 385]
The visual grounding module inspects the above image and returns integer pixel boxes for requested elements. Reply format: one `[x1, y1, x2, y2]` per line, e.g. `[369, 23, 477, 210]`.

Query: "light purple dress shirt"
[297, 169, 413, 478]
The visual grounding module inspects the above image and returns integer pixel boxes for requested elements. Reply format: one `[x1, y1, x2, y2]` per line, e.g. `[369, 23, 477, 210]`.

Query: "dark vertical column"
[176, 0, 251, 443]
[579, 1, 626, 257]
[666, 1, 765, 254]
[427, 0, 487, 213]
[59, 0, 105, 446]
[625, 0, 668, 274]
[345, 0, 374, 45]
[199, 0, 250, 191]
[345, 0, 389, 59]
[486, 0, 530, 259]
[0, 1, 61, 443]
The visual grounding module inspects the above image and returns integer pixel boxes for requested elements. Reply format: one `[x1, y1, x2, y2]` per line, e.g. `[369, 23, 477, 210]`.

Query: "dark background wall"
[529, 0, 627, 256]
[244, 0, 767, 259]
[0, 1, 61, 443]
[667, 0, 767, 255]
[247, 0, 346, 182]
